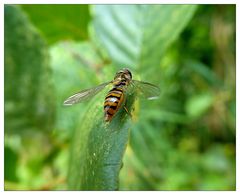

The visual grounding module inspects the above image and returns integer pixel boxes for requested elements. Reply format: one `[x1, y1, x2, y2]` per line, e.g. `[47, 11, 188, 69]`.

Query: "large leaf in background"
[92, 5, 197, 73]
[4, 5, 55, 133]
[21, 5, 90, 44]
[68, 87, 136, 190]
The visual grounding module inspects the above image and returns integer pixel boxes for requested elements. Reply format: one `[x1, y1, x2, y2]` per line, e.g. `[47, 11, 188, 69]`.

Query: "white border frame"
[1, 0, 238, 193]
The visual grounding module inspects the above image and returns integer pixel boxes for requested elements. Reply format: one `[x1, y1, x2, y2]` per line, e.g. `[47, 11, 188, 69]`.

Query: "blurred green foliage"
[4, 5, 55, 135]
[4, 4, 235, 190]
[21, 5, 90, 44]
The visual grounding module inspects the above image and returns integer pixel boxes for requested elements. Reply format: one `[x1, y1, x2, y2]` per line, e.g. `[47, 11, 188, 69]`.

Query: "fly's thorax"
[112, 79, 130, 88]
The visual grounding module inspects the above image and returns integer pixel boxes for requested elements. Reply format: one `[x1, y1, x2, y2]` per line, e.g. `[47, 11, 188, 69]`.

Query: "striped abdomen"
[104, 87, 124, 122]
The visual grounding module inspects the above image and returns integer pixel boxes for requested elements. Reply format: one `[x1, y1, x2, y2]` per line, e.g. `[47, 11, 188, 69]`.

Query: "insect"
[63, 68, 159, 122]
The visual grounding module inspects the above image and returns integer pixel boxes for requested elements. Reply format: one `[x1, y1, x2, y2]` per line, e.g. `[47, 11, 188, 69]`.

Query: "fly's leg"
[123, 106, 132, 118]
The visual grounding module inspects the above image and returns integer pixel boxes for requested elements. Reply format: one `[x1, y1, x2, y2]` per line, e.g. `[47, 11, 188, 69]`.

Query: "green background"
[4, 4, 235, 190]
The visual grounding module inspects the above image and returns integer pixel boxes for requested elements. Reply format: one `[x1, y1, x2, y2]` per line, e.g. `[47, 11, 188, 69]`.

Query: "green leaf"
[50, 41, 137, 190]
[92, 5, 197, 72]
[68, 88, 136, 190]
[4, 5, 55, 133]
[21, 5, 90, 44]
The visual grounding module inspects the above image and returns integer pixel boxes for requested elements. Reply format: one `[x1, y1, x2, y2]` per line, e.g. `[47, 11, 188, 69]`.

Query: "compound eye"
[125, 69, 132, 79]
[124, 73, 132, 80]
[128, 71, 132, 79]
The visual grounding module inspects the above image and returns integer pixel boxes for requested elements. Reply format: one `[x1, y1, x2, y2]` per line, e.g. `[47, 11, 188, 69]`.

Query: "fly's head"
[114, 68, 132, 82]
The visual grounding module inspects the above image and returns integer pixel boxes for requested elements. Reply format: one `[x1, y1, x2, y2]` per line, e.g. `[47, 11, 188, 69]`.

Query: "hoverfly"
[63, 68, 159, 122]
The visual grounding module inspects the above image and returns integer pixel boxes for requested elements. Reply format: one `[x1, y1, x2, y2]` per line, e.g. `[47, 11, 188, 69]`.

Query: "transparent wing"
[63, 81, 111, 106]
[131, 80, 160, 100]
